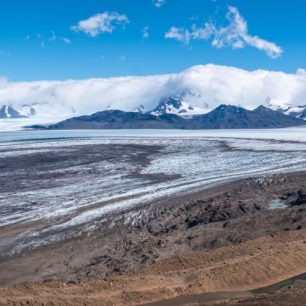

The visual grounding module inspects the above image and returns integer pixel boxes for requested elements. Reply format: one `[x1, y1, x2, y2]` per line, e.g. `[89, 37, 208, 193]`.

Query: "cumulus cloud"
[1, 65, 306, 123]
[153, 0, 166, 8]
[71, 11, 129, 37]
[165, 6, 282, 58]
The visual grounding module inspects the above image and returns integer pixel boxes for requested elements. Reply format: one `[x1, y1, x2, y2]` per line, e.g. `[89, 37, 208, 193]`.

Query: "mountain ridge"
[33, 104, 306, 130]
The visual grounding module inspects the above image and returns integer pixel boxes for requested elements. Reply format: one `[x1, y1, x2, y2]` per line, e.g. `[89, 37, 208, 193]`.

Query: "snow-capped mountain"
[0, 103, 41, 119]
[0, 105, 27, 119]
[150, 96, 207, 116]
[267, 104, 306, 120]
[20, 104, 37, 117]
[282, 105, 306, 119]
[256, 97, 306, 121]
[133, 105, 145, 113]
[0, 102, 78, 131]
[2, 102, 76, 119]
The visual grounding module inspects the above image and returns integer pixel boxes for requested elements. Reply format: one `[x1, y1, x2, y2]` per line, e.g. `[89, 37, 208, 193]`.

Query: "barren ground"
[1, 171, 306, 304]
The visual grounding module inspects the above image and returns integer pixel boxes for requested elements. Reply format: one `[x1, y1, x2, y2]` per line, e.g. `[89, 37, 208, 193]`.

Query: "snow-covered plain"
[2, 128, 306, 257]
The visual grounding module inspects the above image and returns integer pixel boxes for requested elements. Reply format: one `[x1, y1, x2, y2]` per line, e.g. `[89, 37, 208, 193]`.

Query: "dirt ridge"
[1, 229, 306, 305]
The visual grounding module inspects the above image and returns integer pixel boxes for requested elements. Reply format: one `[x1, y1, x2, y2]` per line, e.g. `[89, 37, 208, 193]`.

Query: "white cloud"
[165, 27, 191, 44]
[165, 23, 215, 44]
[297, 68, 306, 76]
[61, 37, 72, 44]
[165, 6, 282, 58]
[0, 75, 7, 84]
[142, 26, 149, 38]
[191, 23, 215, 40]
[1, 65, 306, 124]
[153, 0, 166, 8]
[213, 6, 282, 58]
[71, 11, 129, 37]
[34, 32, 72, 47]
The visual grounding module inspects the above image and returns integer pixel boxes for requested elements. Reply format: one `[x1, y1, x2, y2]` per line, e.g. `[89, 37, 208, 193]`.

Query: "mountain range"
[34, 104, 306, 130]
[2, 96, 306, 129]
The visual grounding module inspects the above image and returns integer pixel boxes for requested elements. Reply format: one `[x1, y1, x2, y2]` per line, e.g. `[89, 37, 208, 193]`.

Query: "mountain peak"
[133, 105, 145, 113]
[254, 105, 271, 112]
[0, 105, 27, 119]
[214, 104, 247, 113]
[151, 96, 185, 116]
[150, 96, 207, 116]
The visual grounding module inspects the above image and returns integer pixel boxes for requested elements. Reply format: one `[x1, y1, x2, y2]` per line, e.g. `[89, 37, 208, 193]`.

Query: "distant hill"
[33, 104, 306, 130]
[40, 110, 189, 129]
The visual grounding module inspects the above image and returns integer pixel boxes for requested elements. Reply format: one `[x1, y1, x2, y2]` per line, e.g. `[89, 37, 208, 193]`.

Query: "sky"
[0, 0, 305, 81]
[1, 0, 306, 124]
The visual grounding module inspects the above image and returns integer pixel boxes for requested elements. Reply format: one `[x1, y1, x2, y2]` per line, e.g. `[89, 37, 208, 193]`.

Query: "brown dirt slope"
[1, 229, 306, 306]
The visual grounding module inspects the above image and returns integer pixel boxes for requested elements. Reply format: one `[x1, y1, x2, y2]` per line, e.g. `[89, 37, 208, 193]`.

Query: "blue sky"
[0, 0, 305, 81]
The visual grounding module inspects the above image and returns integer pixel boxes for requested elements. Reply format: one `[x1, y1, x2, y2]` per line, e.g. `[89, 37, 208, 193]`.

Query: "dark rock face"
[193, 105, 251, 129]
[0, 105, 27, 119]
[290, 189, 306, 206]
[193, 105, 306, 129]
[38, 105, 306, 130]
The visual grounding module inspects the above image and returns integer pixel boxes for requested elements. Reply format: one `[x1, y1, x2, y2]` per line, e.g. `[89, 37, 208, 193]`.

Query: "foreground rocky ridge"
[1, 230, 306, 306]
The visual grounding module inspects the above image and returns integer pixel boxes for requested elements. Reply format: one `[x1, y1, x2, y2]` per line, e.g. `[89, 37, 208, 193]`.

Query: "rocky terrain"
[1, 229, 306, 306]
[1, 171, 306, 305]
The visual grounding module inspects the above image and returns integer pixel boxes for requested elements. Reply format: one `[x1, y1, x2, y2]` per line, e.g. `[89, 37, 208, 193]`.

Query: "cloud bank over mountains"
[1, 64, 306, 120]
